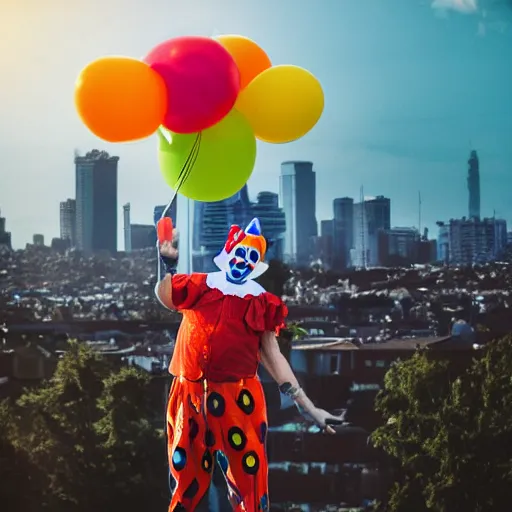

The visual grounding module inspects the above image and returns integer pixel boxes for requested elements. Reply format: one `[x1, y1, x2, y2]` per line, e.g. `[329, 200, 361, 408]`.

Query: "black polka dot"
[207, 392, 225, 417]
[201, 450, 213, 473]
[172, 447, 187, 471]
[183, 478, 199, 499]
[260, 422, 268, 444]
[188, 418, 199, 441]
[227, 426, 247, 452]
[205, 429, 215, 447]
[236, 389, 255, 415]
[242, 451, 260, 475]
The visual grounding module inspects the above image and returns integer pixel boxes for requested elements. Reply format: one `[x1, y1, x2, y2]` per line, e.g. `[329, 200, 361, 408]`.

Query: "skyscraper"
[0, 209, 12, 250]
[468, 150, 480, 220]
[448, 217, 506, 265]
[33, 234, 45, 246]
[252, 192, 286, 261]
[123, 203, 131, 252]
[75, 150, 118, 253]
[154, 201, 177, 226]
[280, 161, 317, 266]
[436, 221, 450, 263]
[333, 197, 354, 269]
[60, 199, 76, 246]
[130, 224, 156, 250]
[352, 195, 391, 268]
[317, 219, 334, 268]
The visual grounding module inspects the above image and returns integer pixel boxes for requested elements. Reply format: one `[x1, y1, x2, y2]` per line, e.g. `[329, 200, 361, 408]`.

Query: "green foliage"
[0, 400, 46, 510]
[277, 322, 308, 362]
[2, 340, 168, 512]
[372, 339, 512, 511]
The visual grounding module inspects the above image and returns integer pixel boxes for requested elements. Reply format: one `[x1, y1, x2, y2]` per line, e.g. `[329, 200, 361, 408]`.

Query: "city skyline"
[0, 149, 502, 254]
[2, 0, 512, 248]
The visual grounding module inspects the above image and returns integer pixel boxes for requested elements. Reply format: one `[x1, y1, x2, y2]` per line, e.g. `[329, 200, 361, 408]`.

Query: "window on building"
[376, 360, 386, 368]
[364, 360, 373, 367]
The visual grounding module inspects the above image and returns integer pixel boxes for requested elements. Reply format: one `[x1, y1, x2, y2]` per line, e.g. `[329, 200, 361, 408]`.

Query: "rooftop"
[294, 336, 453, 351]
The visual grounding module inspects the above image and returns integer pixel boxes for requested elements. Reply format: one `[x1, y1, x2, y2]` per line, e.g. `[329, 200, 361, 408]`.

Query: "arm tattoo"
[279, 382, 302, 399]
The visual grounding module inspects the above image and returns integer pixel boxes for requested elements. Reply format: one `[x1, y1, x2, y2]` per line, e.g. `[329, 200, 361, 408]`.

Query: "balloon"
[158, 109, 256, 202]
[145, 36, 240, 134]
[74, 57, 167, 142]
[214, 35, 271, 90]
[235, 65, 324, 144]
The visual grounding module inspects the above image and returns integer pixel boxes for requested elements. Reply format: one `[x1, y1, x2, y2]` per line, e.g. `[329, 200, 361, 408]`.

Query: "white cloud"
[431, 0, 478, 14]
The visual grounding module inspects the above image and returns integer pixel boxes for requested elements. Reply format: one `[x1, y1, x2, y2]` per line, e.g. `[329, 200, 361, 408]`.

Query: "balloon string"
[156, 132, 202, 284]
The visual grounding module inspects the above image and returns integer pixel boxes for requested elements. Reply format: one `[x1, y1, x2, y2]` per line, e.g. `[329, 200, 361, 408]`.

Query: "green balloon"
[158, 109, 257, 202]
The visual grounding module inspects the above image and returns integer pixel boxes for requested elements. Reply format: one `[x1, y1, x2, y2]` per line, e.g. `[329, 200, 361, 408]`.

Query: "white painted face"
[212, 218, 269, 284]
[225, 244, 261, 284]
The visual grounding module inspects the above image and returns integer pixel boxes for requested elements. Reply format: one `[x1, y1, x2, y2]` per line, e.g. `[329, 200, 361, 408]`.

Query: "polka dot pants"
[166, 376, 270, 512]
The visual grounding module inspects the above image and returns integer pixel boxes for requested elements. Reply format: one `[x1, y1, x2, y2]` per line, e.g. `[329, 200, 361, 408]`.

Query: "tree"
[7, 341, 168, 512]
[372, 338, 512, 511]
[0, 400, 45, 511]
[95, 367, 168, 511]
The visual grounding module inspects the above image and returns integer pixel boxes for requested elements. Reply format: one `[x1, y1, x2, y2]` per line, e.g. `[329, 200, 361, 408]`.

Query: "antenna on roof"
[360, 185, 366, 269]
[418, 191, 422, 235]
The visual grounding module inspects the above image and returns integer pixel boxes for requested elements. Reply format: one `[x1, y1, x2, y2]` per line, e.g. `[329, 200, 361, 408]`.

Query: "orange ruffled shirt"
[167, 273, 288, 382]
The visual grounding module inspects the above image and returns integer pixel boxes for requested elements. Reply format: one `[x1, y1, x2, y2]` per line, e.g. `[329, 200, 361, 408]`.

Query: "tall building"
[123, 203, 132, 252]
[321, 220, 334, 238]
[154, 202, 177, 226]
[314, 219, 334, 268]
[252, 192, 286, 261]
[192, 184, 254, 272]
[468, 150, 480, 220]
[352, 196, 391, 268]
[280, 161, 317, 266]
[378, 227, 419, 265]
[59, 199, 76, 246]
[333, 197, 354, 269]
[130, 224, 156, 250]
[436, 221, 450, 263]
[0, 209, 12, 250]
[33, 234, 45, 246]
[448, 217, 507, 265]
[75, 150, 118, 253]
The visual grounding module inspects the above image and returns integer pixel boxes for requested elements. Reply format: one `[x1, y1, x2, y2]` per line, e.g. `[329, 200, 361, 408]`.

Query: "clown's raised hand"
[159, 229, 179, 278]
[159, 229, 179, 260]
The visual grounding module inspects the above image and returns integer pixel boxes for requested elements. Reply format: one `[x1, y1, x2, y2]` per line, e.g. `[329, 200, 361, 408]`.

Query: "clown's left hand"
[305, 407, 345, 434]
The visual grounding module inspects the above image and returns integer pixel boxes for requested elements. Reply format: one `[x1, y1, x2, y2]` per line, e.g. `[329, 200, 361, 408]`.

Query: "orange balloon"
[75, 57, 168, 142]
[215, 35, 271, 90]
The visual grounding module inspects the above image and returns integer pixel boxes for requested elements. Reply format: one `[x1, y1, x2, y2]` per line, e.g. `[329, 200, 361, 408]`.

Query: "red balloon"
[144, 36, 241, 133]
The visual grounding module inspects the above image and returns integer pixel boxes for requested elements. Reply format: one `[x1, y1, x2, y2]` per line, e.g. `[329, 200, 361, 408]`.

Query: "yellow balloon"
[235, 64, 324, 144]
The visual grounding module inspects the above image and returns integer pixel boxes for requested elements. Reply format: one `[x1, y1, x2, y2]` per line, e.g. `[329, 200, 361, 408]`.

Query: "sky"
[1, 0, 512, 249]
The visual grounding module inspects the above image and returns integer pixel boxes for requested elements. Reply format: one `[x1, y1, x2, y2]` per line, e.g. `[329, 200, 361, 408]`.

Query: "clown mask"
[213, 218, 269, 284]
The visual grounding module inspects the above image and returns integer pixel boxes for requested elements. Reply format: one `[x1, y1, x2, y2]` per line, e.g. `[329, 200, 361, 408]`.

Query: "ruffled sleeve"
[245, 292, 288, 333]
[170, 273, 207, 310]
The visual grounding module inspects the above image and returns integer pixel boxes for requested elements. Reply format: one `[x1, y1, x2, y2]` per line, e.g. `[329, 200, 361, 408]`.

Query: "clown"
[156, 217, 343, 512]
